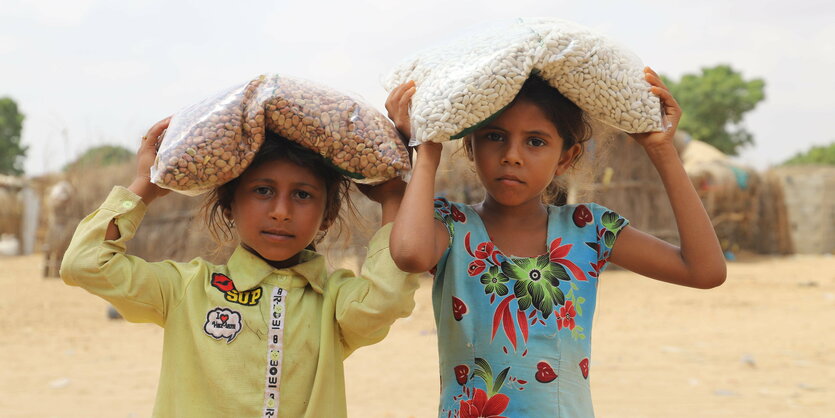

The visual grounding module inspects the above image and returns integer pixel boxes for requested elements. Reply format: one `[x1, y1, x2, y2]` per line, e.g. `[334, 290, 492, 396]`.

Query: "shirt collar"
[225, 246, 327, 293]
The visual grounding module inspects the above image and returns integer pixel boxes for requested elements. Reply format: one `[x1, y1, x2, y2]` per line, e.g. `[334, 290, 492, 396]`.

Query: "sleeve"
[330, 223, 421, 354]
[588, 203, 630, 271]
[60, 186, 199, 326]
[432, 196, 455, 245]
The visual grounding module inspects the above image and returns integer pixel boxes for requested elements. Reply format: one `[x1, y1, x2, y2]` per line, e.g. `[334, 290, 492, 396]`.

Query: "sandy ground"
[1, 253, 833, 417]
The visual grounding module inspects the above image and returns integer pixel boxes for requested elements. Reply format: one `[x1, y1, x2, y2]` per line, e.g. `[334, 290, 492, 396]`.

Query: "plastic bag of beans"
[383, 17, 668, 144]
[151, 74, 411, 195]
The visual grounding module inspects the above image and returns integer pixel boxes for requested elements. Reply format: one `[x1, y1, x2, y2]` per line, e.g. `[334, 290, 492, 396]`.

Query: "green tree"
[662, 65, 765, 155]
[783, 141, 835, 166]
[64, 144, 133, 171]
[0, 97, 27, 175]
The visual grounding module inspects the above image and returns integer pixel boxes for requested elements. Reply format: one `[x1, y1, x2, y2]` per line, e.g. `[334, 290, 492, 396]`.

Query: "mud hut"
[769, 165, 835, 254]
[0, 175, 24, 255]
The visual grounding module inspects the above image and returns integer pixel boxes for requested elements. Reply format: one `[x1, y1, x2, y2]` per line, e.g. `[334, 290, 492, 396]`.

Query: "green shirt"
[61, 186, 420, 417]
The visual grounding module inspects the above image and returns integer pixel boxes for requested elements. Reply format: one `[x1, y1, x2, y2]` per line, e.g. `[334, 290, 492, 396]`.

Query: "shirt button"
[121, 200, 135, 209]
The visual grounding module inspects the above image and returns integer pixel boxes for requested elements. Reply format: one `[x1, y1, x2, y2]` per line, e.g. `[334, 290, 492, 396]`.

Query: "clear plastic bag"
[384, 18, 667, 144]
[152, 74, 410, 195]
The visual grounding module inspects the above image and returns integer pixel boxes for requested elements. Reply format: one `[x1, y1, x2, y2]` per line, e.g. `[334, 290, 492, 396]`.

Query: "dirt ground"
[1, 252, 833, 417]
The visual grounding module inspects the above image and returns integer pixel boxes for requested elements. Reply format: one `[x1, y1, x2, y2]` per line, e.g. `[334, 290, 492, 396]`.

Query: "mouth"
[261, 229, 295, 241]
[497, 175, 524, 185]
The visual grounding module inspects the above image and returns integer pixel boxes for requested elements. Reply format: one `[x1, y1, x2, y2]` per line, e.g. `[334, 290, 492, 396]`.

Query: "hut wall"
[0, 175, 23, 238]
[771, 166, 835, 254]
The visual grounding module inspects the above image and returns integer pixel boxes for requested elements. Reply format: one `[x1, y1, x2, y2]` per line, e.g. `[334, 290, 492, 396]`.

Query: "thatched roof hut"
[566, 131, 683, 244]
[681, 139, 793, 255]
[42, 162, 234, 277]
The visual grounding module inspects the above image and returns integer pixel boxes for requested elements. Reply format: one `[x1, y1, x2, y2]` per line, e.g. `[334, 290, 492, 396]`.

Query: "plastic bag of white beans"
[151, 74, 411, 195]
[384, 18, 667, 144]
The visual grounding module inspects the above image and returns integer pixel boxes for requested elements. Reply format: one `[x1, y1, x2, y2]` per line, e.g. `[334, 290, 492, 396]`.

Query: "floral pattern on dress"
[455, 358, 513, 418]
[435, 197, 466, 238]
[585, 208, 627, 279]
[457, 228, 592, 350]
[433, 200, 629, 417]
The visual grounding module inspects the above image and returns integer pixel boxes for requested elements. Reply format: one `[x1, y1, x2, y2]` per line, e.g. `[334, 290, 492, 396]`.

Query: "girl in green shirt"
[62, 118, 420, 417]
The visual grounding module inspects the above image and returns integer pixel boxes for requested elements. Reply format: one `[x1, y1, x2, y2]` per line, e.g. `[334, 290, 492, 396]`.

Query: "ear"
[464, 135, 475, 161]
[555, 144, 581, 176]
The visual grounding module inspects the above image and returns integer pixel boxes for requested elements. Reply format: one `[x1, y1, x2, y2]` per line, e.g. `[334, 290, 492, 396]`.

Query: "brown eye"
[254, 186, 273, 197]
[294, 190, 312, 200]
[528, 138, 546, 147]
[486, 132, 504, 142]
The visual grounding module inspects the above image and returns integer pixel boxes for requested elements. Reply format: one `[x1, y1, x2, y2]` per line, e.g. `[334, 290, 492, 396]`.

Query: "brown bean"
[153, 74, 411, 194]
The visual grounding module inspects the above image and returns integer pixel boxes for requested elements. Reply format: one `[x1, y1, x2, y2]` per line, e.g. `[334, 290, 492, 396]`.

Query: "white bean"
[384, 18, 664, 142]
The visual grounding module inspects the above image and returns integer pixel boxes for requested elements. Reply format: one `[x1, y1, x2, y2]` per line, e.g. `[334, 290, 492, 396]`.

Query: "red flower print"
[475, 242, 495, 260]
[588, 259, 607, 278]
[579, 358, 590, 379]
[454, 365, 469, 385]
[572, 205, 593, 227]
[556, 300, 576, 330]
[452, 296, 468, 321]
[450, 204, 467, 222]
[535, 361, 557, 383]
[459, 388, 509, 418]
[468, 259, 487, 276]
[548, 238, 587, 281]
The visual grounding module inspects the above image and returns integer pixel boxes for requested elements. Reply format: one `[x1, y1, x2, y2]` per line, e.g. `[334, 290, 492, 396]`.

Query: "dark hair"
[463, 74, 592, 204]
[464, 74, 592, 164]
[202, 131, 353, 249]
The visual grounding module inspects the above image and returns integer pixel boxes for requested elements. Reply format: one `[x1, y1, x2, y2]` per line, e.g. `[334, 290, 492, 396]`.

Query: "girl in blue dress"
[386, 68, 726, 417]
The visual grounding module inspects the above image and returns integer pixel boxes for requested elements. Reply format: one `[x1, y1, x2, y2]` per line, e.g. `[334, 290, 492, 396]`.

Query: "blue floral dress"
[432, 197, 629, 418]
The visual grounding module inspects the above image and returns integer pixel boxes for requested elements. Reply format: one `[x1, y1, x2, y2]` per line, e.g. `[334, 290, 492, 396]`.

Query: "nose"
[269, 195, 292, 221]
[500, 141, 523, 166]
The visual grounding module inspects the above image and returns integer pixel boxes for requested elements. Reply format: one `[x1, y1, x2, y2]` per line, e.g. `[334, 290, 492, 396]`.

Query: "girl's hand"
[128, 117, 172, 204]
[357, 177, 407, 204]
[385, 81, 416, 140]
[629, 67, 682, 152]
[357, 178, 407, 225]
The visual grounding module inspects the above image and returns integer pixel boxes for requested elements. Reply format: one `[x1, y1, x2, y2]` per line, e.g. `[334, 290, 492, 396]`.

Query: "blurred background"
[1, 1, 833, 417]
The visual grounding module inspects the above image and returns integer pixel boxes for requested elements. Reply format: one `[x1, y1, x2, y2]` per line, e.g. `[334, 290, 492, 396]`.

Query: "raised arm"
[106, 117, 171, 240]
[385, 82, 450, 273]
[609, 68, 726, 289]
[61, 116, 195, 325]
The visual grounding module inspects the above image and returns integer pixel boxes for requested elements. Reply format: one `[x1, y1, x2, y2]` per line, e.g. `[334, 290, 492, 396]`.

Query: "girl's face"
[471, 99, 580, 207]
[229, 158, 328, 268]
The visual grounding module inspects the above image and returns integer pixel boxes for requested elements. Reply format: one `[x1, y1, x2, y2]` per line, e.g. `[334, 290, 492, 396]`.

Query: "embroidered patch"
[211, 273, 263, 306]
[203, 307, 243, 343]
[262, 287, 287, 417]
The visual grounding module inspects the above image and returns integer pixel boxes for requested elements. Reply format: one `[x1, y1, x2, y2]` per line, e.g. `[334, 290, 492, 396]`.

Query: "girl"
[60, 119, 420, 417]
[386, 68, 726, 417]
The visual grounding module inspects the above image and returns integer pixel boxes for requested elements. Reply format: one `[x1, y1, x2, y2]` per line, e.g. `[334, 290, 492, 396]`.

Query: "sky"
[2, 0, 833, 175]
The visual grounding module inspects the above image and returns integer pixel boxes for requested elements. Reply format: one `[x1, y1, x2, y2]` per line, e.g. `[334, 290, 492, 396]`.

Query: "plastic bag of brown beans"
[151, 74, 411, 195]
